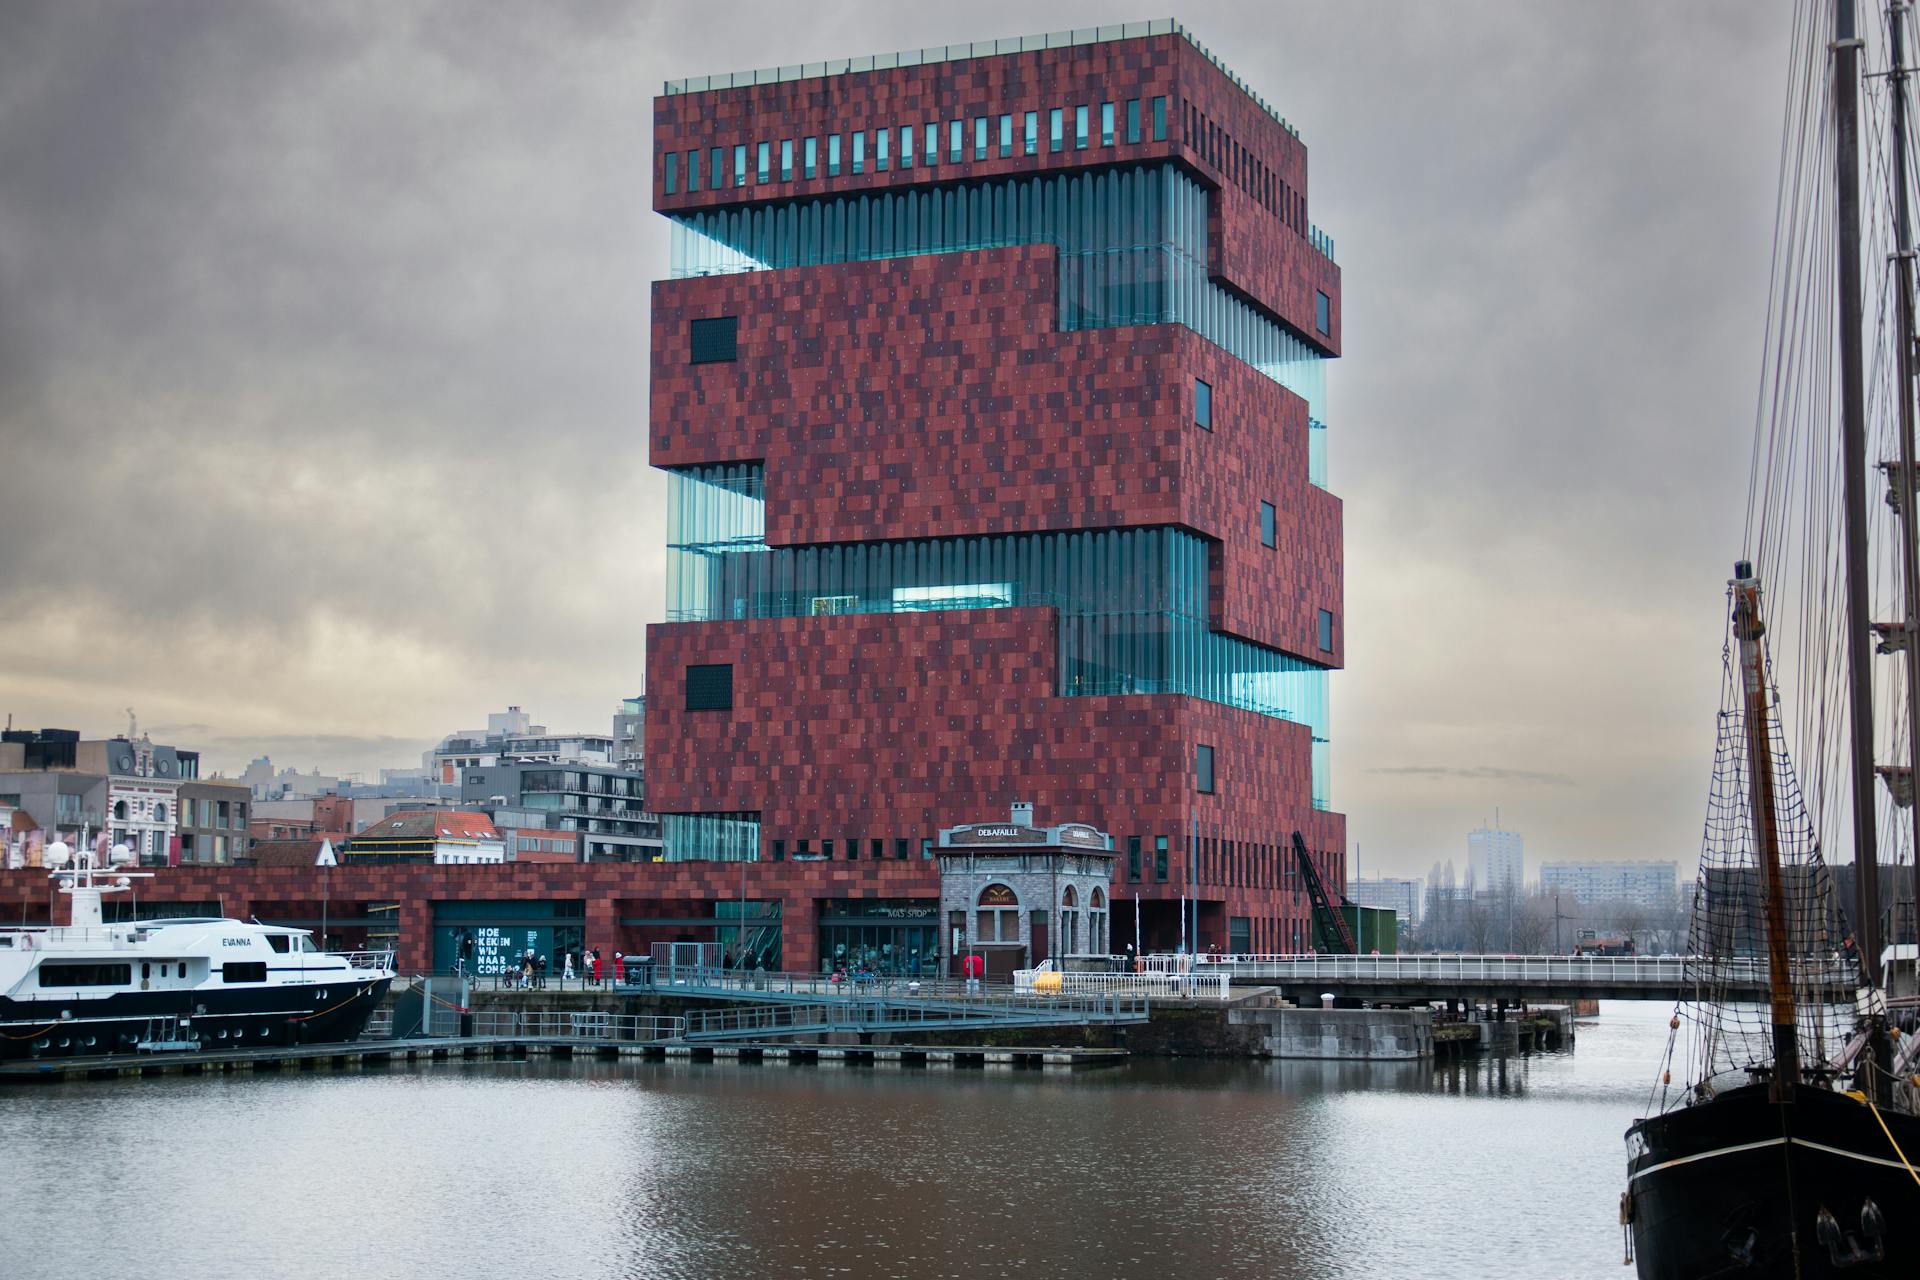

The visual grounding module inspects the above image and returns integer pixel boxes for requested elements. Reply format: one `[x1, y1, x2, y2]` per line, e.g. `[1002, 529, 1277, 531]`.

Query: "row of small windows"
[769, 837, 934, 862]
[659, 92, 1323, 265]
[1183, 98, 1312, 249]
[662, 96, 1170, 196]
[1118, 832, 1341, 898]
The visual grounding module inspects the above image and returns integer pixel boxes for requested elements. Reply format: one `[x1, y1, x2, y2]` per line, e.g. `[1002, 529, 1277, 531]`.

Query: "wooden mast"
[1834, 0, 1885, 987]
[1886, 0, 1920, 994]
[1733, 562, 1801, 1094]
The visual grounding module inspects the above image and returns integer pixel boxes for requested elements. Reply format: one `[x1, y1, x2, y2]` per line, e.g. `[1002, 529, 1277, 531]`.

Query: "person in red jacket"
[613, 952, 625, 984]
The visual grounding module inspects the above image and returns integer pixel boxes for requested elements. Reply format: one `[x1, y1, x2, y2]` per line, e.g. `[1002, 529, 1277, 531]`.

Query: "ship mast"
[1834, 0, 1885, 987]
[1886, 0, 1920, 994]
[1733, 563, 1801, 1094]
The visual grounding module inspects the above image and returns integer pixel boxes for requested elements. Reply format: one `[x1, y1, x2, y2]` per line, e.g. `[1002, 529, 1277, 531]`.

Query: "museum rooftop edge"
[660, 19, 1304, 142]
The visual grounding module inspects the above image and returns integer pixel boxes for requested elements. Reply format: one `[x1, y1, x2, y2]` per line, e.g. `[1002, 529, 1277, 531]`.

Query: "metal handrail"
[1142, 952, 1859, 989]
[1013, 966, 1231, 1000]
[328, 949, 395, 971]
[466, 1010, 685, 1043]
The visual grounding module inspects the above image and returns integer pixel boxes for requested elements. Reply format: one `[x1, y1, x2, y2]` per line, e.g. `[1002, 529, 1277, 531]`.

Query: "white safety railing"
[1014, 965, 1231, 1001]
[328, 950, 396, 972]
[1138, 952, 1858, 990]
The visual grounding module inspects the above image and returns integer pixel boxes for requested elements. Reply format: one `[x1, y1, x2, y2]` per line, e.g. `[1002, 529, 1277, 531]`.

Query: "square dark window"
[1154, 836, 1169, 882]
[1318, 608, 1336, 653]
[1260, 501, 1276, 548]
[895, 838, 909, 860]
[1194, 378, 1212, 430]
[1126, 98, 1141, 144]
[1316, 290, 1332, 336]
[1127, 835, 1141, 881]
[685, 663, 733, 711]
[690, 316, 737, 365]
[664, 151, 678, 195]
[771, 838, 786, 861]
[1196, 743, 1215, 794]
[1153, 96, 1167, 142]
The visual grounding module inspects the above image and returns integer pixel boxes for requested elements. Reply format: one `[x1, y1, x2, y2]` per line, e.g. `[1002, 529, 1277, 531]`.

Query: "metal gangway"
[677, 990, 1149, 1041]
[637, 960, 1151, 1037]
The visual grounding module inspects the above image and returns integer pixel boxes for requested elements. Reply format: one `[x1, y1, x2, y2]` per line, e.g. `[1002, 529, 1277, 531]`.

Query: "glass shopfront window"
[818, 899, 939, 976]
[433, 900, 587, 977]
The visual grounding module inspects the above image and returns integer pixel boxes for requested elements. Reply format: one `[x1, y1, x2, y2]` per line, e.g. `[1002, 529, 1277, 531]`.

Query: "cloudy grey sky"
[0, 2, 1788, 878]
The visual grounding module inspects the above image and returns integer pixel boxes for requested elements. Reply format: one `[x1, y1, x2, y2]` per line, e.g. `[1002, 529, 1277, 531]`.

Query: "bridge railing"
[1141, 952, 1858, 990]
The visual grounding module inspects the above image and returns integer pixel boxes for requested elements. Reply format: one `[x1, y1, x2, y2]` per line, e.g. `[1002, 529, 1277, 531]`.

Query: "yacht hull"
[1627, 1083, 1920, 1279]
[0, 977, 392, 1059]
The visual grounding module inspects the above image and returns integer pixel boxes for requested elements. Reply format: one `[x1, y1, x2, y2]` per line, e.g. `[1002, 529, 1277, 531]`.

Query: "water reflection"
[0, 1003, 1672, 1280]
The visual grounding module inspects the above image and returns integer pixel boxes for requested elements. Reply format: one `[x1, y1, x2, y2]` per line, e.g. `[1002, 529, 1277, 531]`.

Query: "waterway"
[0, 1002, 1674, 1278]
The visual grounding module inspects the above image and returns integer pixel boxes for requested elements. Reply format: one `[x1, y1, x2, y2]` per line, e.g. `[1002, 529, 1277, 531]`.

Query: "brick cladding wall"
[651, 247, 1341, 665]
[645, 608, 1345, 954]
[652, 33, 1339, 354]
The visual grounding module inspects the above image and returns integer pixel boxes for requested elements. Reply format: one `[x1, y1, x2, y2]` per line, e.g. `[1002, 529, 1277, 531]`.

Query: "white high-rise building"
[1468, 824, 1524, 893]
[1539, 860, 1678, 909]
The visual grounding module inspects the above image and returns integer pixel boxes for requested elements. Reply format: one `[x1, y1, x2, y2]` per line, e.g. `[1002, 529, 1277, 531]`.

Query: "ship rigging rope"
[1864, 1093, 1920, 1187]
[1739, 0, 1920, 1026]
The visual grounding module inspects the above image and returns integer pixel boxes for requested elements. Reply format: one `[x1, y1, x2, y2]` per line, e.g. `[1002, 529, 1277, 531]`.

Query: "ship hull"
[1627, 1083, 1920, 1279]
[0, 977, 391, 1059]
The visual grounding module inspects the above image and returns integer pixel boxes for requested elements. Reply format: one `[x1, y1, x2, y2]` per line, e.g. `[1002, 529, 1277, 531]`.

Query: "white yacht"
[0, 839, 394, 1060]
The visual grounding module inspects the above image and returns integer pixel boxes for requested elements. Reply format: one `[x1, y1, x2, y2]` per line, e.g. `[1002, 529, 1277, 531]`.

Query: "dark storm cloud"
[0, 2, 1792, 871]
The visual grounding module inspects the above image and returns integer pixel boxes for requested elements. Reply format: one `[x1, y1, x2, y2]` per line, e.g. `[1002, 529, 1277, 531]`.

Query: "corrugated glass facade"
[661, 812, 761, 863]
[668, 163, 1330, 480]
[666, 463, 1330, 806]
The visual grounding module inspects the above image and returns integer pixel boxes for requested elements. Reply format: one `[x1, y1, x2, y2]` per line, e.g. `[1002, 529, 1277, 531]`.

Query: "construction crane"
[1291, 830, 1356, 954]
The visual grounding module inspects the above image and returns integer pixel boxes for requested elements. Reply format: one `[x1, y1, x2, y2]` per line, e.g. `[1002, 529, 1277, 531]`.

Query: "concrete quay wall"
[1227, 1006, 1434, 1060]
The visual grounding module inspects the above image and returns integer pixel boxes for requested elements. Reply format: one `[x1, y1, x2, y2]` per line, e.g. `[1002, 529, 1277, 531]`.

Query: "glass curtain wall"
[661, 812, 761, 863]
[668, 162, 1330, 467]
[667, 463, 1330, 806]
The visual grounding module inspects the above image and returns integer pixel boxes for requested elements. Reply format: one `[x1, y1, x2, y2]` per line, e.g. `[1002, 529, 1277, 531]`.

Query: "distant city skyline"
[0, 3, 1788, 877]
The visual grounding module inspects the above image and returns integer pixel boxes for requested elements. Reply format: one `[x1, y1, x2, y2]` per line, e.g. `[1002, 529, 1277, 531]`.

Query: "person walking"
[613, 952, 625, 985]
[589, 948, 601, 985]
[562, 950, 575, 982]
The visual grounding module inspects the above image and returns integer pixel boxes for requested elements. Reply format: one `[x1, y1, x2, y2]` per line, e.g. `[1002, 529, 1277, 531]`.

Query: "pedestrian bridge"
[635, 965, 1151, 1037]
[1151, 953, 1860, 1003]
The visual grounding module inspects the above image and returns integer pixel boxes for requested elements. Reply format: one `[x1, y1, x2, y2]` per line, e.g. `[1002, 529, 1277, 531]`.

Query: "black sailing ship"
[1623, 3, 1920, 1276]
